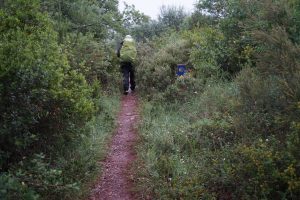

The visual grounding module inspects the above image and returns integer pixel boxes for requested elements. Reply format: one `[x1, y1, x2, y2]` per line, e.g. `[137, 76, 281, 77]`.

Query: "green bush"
[0, 173, 39, 200]
[64, 33, 120, 91]
[0, 0, 94, 174]
[137, 98, 300, 200]
[233, 68, 286, 138]
[0, 1, 109, 199]
[135, 1, 300, 200]
[136, 33, 192, 100]
[0, 0, 121, 199]
[203, 138, 300, 199]
[0, 94, 119, 200]
[186, 27, 226, 79]
[162, 76, 203, 103]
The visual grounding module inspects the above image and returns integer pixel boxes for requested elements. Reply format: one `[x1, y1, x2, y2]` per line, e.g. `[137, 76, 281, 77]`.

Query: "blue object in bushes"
[177, 64, 186, 76]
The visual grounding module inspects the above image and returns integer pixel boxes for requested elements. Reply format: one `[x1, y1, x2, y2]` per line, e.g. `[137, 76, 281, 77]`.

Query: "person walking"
[117, 35, 137, 95]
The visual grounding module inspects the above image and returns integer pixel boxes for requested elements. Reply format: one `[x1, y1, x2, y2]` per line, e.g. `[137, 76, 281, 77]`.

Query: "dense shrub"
[0, 173, 39, 200]
[0, 0, 95, 169]
[0, 95, 119, 200]
[135, 1, 300, 199]
[136, 33, 194, 101]
[0, 0, 121, 199]
[0, 1, 113, 199]
[186, 27, 226, 79]
[137, 84, 300, 199]
[64, 33, 120, 91]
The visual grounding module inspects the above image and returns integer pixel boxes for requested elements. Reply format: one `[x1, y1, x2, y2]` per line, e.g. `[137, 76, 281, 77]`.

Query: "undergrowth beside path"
[136, 82, 300, 199]
[0, 95, 120, 200]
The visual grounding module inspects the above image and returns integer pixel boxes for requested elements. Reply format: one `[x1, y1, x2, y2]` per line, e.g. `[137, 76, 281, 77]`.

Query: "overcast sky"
[119, 0, 197, 20]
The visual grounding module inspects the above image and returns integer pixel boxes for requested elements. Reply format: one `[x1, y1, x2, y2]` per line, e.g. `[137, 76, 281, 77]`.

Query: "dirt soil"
[88, 93, 139, 200]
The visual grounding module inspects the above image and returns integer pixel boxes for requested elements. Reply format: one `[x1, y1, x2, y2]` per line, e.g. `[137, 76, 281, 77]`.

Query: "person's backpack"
[120, 37, 137, 63]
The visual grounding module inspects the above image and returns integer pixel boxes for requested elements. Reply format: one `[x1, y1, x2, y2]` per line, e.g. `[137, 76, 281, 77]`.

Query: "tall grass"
[135, 79, 300, 199]
[135, 83, 235, 199]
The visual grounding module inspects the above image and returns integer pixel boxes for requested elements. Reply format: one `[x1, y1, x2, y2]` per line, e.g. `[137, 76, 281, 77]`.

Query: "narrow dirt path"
[88, 93, 139, 200]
